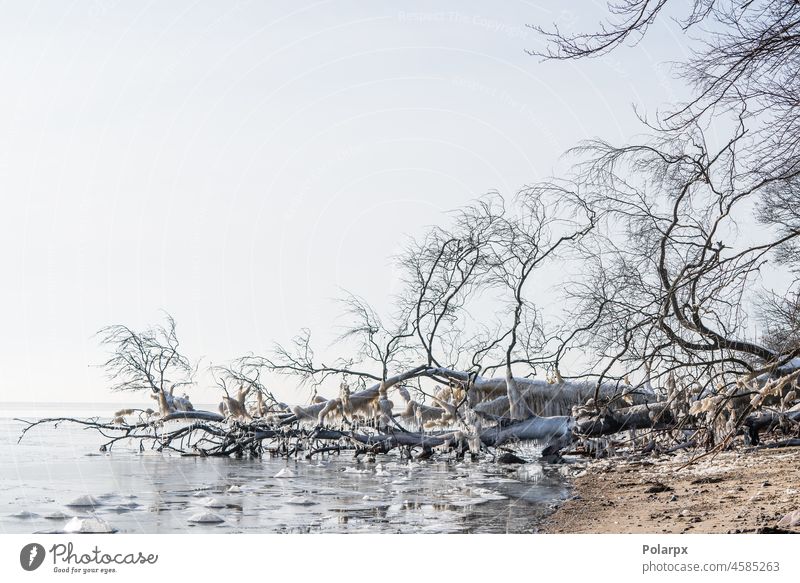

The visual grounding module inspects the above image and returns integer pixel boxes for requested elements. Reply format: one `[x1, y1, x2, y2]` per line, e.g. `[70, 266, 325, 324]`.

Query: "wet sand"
[544, 446, 800, 534]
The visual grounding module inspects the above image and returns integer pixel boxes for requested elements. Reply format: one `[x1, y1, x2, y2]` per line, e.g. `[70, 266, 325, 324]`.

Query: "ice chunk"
[66, 495, 101, 508]
[777, 509, 800, 528]
[286, 497, 317, 506]
[188, 511, 225, 524]
[43, 511, 71, 520]
[472, 487, 508, 501]
[64, 516, 115, 533]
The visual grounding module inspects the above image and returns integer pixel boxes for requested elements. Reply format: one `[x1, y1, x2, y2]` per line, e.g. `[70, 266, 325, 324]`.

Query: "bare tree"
[21, 1, 800, 462]
[96, 313, 197, 415]
[758, 289, 800, 358]
[211, 360, 286, 419]
[529, 0, 800, 446]
[253, 189, 627, 454]
[531, 1, 800, 172]
[483, 189, 597, 419]
[395, 197, 500, 371]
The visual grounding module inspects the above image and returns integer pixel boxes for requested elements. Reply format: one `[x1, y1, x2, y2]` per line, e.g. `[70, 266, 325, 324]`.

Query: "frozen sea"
[0, 402, 569, 534]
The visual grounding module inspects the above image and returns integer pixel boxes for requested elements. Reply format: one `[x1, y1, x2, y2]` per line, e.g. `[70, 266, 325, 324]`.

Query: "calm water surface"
[0, 402, 570, 534]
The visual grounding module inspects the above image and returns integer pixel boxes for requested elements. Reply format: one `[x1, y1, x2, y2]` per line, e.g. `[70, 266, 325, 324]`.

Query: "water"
[0, 402, 570, 534]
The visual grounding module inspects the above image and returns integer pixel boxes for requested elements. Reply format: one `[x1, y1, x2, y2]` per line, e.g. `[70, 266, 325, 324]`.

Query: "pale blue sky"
[0, 1, 694, 404]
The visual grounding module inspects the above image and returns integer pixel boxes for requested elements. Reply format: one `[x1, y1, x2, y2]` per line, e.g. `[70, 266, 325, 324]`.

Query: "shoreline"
[543, 446, 800, 534]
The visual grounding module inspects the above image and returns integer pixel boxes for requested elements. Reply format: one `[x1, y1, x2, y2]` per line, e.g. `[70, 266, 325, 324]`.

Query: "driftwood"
[163, 411, 225, 423]
[576, 402, 674, 436]
[743, 410, 800, 445]
[12, 403, 662, 462]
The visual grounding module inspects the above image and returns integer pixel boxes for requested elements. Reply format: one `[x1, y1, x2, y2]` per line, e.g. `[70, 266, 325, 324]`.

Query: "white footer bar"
[1, 534, 796, 582]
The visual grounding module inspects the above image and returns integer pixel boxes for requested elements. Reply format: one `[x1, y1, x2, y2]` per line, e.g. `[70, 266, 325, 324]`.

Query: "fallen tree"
[17, 2, 800, 466]
[17, 347, 799, 463]
[17, 186, 800, 464]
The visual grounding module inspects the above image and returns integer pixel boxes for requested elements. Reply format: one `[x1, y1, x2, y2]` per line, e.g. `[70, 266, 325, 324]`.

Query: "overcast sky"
[0, 0, 695, 405]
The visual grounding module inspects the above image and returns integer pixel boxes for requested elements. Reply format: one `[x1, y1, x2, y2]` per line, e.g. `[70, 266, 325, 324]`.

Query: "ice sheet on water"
[1, 414, 569, 534]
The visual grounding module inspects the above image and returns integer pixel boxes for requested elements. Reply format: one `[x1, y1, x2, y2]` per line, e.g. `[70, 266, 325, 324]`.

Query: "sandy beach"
[544, 446, 800, 534]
